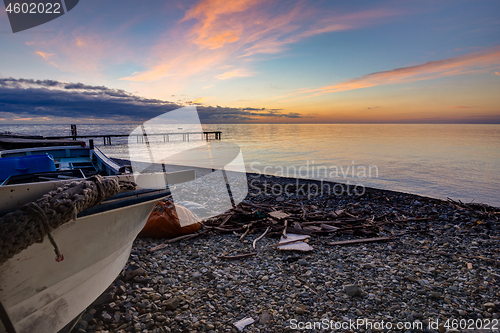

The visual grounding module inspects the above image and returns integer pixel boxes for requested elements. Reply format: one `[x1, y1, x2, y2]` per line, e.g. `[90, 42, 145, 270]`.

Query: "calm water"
[1, 124, 499, 207]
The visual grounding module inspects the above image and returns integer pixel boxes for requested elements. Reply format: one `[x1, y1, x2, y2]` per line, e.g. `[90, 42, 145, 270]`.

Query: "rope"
[0, 175, 121, 264]
[24, 202, 63, 261]
[92, 174, 106, 204]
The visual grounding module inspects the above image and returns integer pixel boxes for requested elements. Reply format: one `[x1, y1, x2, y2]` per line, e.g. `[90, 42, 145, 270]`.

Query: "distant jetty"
[0, 125, 222, 149]
[45, 131, 222, 145]
[0, 133, 85, 150]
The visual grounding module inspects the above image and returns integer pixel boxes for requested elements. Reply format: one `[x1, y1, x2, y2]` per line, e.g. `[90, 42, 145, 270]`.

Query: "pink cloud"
[121, 0, 401, 88]
[35, 51, 54, 61]
[182, 0, 264, 50]
[215, 68, 253, 80]
[279, 46, 500, 100]
[24, 25, 137, 80]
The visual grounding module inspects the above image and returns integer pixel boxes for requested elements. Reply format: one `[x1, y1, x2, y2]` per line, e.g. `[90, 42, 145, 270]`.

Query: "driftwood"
[253, 226, 270, 249]
[327, 237, 392, 246]
[218, 252, 257, 260]
[268, 238, 310, 248]
[148, 178, 500, 256]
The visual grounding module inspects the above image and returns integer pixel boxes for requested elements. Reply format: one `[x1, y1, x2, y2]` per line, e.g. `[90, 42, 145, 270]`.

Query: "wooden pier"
[45, 131, 222, 146]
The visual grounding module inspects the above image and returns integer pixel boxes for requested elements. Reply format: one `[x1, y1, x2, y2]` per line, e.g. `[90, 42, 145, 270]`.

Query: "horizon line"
[1, 122, 500, 125]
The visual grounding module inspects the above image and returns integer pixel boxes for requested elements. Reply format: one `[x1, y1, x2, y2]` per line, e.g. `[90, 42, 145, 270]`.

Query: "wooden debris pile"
[203, 200, 388, 241]
[147, 177, 500, 256]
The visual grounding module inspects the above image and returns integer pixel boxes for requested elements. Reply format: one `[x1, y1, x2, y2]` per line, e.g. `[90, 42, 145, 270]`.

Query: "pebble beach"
[72, 174, 500, 333]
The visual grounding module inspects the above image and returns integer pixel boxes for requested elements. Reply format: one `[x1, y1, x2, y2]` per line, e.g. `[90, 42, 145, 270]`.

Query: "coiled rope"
[0, 175, 127, 264]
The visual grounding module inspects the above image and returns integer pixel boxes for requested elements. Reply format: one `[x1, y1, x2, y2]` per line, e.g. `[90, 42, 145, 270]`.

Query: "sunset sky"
[0, 0, 499, 123]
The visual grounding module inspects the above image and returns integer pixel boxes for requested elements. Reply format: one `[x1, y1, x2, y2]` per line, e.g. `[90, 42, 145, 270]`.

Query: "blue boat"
[0, 145, 128, 186]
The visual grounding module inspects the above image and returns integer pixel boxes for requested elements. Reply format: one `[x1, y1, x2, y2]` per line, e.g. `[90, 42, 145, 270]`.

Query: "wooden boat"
[0, 145, 195, 333]
[0, 145, 126, 184]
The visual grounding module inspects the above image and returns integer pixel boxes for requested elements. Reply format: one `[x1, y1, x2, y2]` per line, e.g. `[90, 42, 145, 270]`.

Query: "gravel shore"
[72, 173, 500, 333]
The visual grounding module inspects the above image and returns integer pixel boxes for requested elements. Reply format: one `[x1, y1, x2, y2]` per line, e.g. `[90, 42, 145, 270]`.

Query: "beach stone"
[484, 302, 496, 310]
[125, 266, 146, 281]
[412, 312, 424, 319]
[295, 305, 307, 315]
[429, 292, 442, 299]
[344, 284, 361, 296]
[101, 311, 112, 323]
[163, 297, 180, 311]
[293, 280, 301, 287]
[81, 313, 93, 322]
[298, 292, 309, 298]
[92, 292, 115, 306]
[259, 311, 272, 324]
[116, 285, 127, 296]
[298, 259, 308, 266]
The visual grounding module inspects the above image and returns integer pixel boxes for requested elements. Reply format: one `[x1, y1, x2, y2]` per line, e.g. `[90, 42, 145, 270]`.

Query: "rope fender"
[0, 175, 121, 264]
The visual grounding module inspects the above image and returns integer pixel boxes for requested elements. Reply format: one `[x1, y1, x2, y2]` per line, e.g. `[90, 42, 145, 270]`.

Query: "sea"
[1, 123, 499, 207]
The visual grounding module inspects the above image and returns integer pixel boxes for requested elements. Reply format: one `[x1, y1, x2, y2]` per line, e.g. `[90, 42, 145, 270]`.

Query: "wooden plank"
[327, 237, 392, 246]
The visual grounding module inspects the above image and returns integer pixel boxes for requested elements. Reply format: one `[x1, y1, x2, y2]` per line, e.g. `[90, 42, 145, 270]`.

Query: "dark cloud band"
[0, 78, 302, 122]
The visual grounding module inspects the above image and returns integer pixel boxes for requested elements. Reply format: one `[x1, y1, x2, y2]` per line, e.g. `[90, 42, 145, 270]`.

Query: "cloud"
[35, 51, 54, 61]
[24, 27, 135, 79]
[191, 97, 206, 104]
[215, 68, 253, 80]
[494, 71, 500, 76]
[448, 106, 474, 109]
[278, 46, 500, 100]
[120, 1, 400, 89]
[0, 78, 302, 123]
[35, 51, 60, 68]
[182, 0, 265, 50]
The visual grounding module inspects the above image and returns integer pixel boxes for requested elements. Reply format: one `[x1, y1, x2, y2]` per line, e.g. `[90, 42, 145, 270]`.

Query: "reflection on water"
[1, 123, 499, 207]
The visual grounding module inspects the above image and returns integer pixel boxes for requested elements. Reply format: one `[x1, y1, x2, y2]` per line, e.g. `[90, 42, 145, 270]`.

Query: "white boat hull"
[0, 171, 195, 216]
[0, 197, 159, 333]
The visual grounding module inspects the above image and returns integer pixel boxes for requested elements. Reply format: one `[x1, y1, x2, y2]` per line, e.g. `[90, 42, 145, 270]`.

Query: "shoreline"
[111, 157, 500, 210]
[72, 162, 500, 333]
